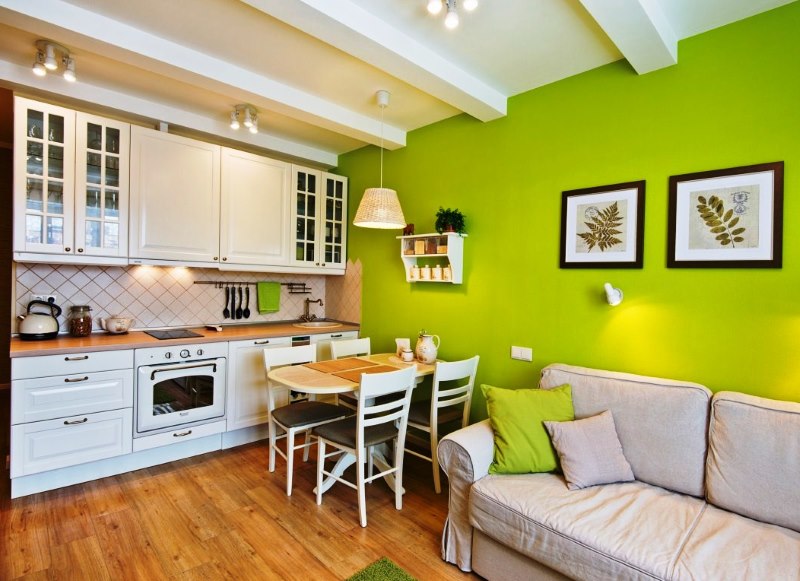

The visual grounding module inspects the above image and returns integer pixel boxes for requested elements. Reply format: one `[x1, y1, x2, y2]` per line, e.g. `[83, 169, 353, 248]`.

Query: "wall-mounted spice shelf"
[397, 232, 466, 284]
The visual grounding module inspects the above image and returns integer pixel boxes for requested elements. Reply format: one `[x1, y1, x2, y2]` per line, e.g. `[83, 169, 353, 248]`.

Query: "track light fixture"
[427, 0, 477, 29]
[32, 40, 77, 82]
[604, 283, 624, 307]
[229, 105, 258, 134]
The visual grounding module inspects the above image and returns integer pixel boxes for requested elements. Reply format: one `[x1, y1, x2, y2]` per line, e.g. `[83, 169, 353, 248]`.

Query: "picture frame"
[560, 180, 645, 269]
[667, 162, 784, 268]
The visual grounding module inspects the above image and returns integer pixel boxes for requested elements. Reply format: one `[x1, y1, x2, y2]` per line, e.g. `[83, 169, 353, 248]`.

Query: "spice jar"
[68, 305, 93, 337]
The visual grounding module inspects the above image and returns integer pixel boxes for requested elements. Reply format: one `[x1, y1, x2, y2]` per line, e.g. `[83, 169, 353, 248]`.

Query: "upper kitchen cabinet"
[219, 148, 291, 270]
[129, 126, 221, 266]
[291, 166, 348, 274]
[13, 97, 130, 265]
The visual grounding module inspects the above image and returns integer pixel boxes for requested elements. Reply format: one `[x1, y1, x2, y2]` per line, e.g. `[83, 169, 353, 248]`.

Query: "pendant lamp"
[353, 90, 406, 229]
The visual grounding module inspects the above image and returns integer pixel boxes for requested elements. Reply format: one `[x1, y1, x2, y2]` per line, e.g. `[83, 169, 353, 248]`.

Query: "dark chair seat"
[407, 399, 463, 427]
[339, 393, 394, 408]
[272, 401, 349, 428]
[313, 416, 397, 449]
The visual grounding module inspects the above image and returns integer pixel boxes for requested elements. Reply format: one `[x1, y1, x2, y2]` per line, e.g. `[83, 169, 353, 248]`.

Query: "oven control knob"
[164, 352, 172, 360]
[196, 349, 204, 356]
[180, 349, 190, 359]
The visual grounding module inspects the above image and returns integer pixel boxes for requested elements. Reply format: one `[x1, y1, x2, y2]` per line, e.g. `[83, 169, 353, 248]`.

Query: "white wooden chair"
[313, 365, 416, 527]
[264, 344, 349, 496]
[405, 356, 479, 493]
[330, 337, 371, 410]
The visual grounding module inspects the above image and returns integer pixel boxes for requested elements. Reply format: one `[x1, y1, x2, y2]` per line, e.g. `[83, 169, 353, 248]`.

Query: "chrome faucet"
[301, 298, 323, 321]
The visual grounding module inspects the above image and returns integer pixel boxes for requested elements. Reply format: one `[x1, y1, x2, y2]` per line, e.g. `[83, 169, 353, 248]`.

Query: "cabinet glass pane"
[106, 127, 120, 154]
[297, 172, 306, 191]
[48, 114, 64, 143]
[335, 181, 343, 199]
[307, 219, 315, 241]
[86, 187, 102, 218]
[327, 180, 334, 196]
[305, 244, 314, 261]
[48, 145, 64, 179]
[335, 200, 342, 221]
[26, 215, 43, 244]
[307, 174, 316, 193]
[26, 141, 43, 175]
[307, 195, 316, 217]
[296, 242, 304, 261]
[334, 224, 342, 244]
[334, 247, 341, 263]
[85, 220, 101, 248]
[46, 216, 64, 245]
[105, 156, 119, 187]
[86, 152, 102, 184]
[26, 178, 43, 211]
[104, 222, 119, 249]
[27, 110, 44, 139]
[297, 192, 306, 215]
[105, 190, 119, 219]
[325, 223, 332, 243]
[296, 218, 305, 240]
[47, 183, 64, 215]
[325, 248, 332, 263]
[326, 198, 333, 220]
[87, 123, 102, 150]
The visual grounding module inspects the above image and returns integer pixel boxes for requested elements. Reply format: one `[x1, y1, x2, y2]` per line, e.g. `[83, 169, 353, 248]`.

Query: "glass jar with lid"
[68, 305, 93, 337]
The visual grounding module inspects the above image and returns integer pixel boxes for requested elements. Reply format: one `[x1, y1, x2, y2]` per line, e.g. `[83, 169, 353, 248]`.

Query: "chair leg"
[367, 446, 374, 482]
[430, 427, 442, 494]
[302, 429, 312, 462]
[268, 418, 276, 472]
[286, 429, 295, 496]
[316, 440, 325, 506]
[394, 439, 404, 511]
[358, 448, 367, 527]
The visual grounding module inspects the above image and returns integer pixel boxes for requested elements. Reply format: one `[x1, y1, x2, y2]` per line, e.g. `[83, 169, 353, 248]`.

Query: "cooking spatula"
[243, 287, 251, 318]
[236, 286, 243, 319]
[223, 286, 230, 319]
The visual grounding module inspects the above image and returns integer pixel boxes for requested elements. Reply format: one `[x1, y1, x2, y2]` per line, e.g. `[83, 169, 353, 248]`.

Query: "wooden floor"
[0, 437, 481, 580]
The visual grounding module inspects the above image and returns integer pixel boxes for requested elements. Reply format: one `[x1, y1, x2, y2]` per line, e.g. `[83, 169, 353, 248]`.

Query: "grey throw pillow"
[544, 410, 634, 490]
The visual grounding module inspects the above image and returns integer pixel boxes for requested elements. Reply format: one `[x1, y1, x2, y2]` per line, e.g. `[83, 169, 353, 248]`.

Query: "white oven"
[134, 342, 227, 437]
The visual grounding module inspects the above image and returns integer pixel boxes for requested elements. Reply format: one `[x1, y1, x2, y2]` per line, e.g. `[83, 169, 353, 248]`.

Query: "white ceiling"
[0, 0, 794, 167]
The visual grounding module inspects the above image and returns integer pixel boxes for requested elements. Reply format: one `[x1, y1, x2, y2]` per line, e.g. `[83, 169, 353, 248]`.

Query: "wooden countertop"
[10, 321, 360, 357]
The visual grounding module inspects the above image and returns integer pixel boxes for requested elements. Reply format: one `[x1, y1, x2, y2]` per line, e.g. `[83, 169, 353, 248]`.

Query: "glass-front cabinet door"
[74, 112, 129, 259]
[321, 173, 347, 269]
[13, 97, 75, 256]
[291, 166, 319, 267]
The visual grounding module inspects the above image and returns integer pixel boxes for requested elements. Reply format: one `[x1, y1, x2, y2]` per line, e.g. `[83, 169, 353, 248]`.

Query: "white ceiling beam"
[240, 0, 507, 122]
[578, 0, 677, 74]
[0, 0, 405, 149]
[0, 58, 339, 167]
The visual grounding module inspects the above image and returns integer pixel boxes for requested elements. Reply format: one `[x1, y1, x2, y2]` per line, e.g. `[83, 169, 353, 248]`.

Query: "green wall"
[337, 3, 800, 418]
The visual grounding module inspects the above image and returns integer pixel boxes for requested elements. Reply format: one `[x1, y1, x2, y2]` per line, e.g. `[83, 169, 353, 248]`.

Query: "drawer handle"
[173, 430, 193, 438]
[254, 340, 270, 345]
[331, 334, 343, 338]
[65, 355, 89, 361]
[64, 417, 88, 425]
[64, 376, 89, 383]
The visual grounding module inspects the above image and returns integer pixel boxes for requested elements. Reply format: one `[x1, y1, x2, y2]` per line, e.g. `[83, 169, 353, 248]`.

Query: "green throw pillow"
[482, 383, 574, 474]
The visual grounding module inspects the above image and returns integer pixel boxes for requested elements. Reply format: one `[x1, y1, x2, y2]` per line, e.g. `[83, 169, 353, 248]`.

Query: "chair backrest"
[356, 365, 416, 447]
[431, 356, 480, 427]
[330, 337, 371, 360]
[263, 344, 317, 410]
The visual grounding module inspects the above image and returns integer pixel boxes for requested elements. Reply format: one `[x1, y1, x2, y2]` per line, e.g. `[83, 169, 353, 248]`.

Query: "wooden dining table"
[267, 353, 437, 493]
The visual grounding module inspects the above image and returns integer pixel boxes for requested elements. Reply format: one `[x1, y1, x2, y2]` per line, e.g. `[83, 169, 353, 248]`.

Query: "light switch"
[511, 346, 533, 361]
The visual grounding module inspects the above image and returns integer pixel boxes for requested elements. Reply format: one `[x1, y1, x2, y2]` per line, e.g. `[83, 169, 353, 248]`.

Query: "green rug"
[346, 557, 417, 581]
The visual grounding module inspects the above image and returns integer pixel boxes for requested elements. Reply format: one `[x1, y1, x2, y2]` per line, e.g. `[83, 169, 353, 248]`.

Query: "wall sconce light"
[32, 40, 77, 82]
[229, 105, 258, 134]
[604, 283, 624, 306]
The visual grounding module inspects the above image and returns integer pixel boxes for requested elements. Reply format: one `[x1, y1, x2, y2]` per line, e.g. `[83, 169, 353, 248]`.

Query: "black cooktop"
[145, 330, 204, 340]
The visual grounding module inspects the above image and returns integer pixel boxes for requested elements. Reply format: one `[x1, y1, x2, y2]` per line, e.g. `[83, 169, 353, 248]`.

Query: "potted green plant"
[435, 207, 466, 235]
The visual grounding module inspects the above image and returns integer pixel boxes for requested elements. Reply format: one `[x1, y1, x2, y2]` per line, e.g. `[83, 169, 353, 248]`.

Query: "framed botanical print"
[560, 180, 645, 268]
[667, 162, 784, 268]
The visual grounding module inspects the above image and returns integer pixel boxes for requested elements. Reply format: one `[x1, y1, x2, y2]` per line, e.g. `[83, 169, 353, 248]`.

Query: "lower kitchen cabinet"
[313, 330, 359, 360]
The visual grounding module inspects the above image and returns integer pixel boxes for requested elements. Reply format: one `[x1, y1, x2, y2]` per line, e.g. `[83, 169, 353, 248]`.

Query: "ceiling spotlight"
[32, 40, 76, 82]
[427, 0, 443, 15]
[444, 2, 459, 29]
[63, 57, 76, 83]
[44, 43, 57, 70]
[428, 0, 477, 29]
[229, 110, 240, 130]
[229, 105, 259, 134]
[248, 114, 258, 134]
[243, 107, 253, 128]
[463, 0, 478, 10]
[32, 51, 46, 77]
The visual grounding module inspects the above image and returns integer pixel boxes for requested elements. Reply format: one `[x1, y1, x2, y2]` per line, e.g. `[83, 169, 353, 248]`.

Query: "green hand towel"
[257, 282, 281, 314]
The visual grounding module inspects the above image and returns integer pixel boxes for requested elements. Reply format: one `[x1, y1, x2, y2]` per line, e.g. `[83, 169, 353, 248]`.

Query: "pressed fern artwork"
[577, 202, 624, 252]
[695, 195, 746, 247]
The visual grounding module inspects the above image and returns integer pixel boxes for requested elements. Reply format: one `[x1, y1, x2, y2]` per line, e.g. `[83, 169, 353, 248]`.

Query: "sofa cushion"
[482, 384, 574, 474]
[706, 391, 800, 533]
[470, 473, 706, 580]
[540, 364, 711, 497]
[544, 410, 634, 490]
[672, 503, 800, 580]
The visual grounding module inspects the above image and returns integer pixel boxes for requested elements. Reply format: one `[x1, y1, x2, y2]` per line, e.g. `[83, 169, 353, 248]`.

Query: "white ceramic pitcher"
[415, 333, 440, 364]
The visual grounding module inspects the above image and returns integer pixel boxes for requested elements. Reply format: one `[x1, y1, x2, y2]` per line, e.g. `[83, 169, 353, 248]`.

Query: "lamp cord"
[379, 103, 384, 188]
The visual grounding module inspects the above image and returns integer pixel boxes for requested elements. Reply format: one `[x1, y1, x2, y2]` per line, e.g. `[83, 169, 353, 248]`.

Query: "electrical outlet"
[511, 346, 533, 362]
[30, 293, 58, 304]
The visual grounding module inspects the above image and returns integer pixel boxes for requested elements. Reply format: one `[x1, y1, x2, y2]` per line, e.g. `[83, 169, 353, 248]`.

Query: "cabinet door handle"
[64, 376, 89, 383]
[65, 355, 89, 361]
[77, 248, 84, 253]
[213, 256, 218, 261]
[64, 417, 88, 425]
[173, 430, 193, 438]
[331, 334, 343, 338]
[254, 339, 270, 345]
[222, 257, 227, 261]
[65, 247, 71, 252]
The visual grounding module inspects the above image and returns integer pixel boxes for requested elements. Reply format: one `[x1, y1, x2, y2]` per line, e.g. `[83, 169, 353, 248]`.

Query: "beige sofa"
[438, 363, 800, 580]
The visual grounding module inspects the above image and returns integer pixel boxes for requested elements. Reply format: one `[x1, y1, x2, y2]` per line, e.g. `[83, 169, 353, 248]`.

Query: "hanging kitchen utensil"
[243, 287, 251, 318]
[223, 285, 230, 319]
[236, 285, 244, 319]
[230, 285, 237, 320]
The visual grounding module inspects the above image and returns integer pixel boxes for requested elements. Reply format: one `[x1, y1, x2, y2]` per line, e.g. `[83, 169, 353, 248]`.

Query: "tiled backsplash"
[14, 263, 330, 334]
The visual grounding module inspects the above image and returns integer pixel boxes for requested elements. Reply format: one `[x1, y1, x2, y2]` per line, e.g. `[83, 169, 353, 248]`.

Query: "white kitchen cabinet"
[290, 166, 348, 273]
[226, 336, 291, 432]
[13, 97, 130, 265]
[219, 148, 291, 268]
[398, 232, 466, 284]
[129, 126, 221, 266]
[312, 330, 359, 361]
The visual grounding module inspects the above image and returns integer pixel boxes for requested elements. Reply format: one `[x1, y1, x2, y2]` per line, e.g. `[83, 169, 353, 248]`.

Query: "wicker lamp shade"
[353, 187, 406, 229]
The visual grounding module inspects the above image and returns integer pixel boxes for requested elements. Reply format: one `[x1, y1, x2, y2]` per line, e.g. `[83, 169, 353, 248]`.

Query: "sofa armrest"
[437, 419, 494, 572]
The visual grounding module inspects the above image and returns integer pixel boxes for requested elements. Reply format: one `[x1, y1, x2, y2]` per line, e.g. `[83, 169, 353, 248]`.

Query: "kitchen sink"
[292, 321, 342, 329]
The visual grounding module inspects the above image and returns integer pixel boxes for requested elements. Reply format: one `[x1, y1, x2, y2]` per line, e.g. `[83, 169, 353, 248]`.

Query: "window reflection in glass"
[104, 222, 119, 249]
[85, 220, 101, 248]
[47, 183, 64, 215]
[26, 178, 43, 211]
[46, 216, 64, 245]
[105, 190, 119, 219]
[26, 215, 43, 244]
[86, 187, 101, 218]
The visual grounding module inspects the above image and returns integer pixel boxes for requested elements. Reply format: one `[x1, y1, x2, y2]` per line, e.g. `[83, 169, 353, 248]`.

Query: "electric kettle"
[18, 299, 62, 340]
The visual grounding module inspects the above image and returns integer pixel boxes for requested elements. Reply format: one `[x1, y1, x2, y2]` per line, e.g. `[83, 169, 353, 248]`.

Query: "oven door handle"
[150, 362, 218, 381]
